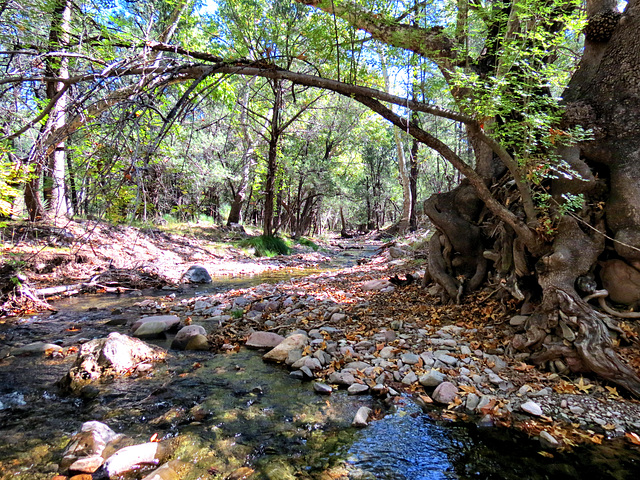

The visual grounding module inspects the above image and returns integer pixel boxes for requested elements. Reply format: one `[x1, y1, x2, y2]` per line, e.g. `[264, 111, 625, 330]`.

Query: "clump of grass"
[240, 235, 291, 257]
[298, 237, 319, 251]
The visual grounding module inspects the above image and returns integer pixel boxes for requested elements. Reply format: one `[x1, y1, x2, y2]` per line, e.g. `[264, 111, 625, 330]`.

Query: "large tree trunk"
[43, 0, 72, 221]
[564, 0, 640, 269]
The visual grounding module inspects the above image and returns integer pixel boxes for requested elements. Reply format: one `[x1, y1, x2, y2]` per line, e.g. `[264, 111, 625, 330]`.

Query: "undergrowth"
[298, 237, 319, 251]
[240, 235, 291, 257]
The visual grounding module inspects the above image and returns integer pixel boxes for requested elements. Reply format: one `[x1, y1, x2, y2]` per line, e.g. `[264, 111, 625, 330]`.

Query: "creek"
[0, 245, 639, 479]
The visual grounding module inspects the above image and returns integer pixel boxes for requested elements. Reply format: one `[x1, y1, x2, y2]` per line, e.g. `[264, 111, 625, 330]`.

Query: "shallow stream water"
[1, 246, 639, 479]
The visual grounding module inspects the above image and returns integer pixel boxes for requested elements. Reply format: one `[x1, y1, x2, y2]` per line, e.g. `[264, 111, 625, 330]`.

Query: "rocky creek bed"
[2, 243, 640, 479]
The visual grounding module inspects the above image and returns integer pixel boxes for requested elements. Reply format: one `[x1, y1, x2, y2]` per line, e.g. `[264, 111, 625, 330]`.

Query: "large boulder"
[600, 259, 640, 305]
[181, 265, 212, 283]
[59, 333, 166, 394]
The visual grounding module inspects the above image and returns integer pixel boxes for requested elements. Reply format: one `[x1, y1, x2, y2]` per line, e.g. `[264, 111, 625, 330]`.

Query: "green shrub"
[240, 235, 291, 257]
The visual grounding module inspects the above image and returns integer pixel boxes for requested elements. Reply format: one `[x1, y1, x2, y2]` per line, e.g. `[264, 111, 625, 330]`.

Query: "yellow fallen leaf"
[605, 386, 620, 398]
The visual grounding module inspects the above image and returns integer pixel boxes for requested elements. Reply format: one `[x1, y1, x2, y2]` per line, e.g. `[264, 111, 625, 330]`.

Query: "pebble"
[434, 351, 457, 366]
[419, 369, 446, 387]
[465, 393, 480, 412]
[379, 346, 395, 359]
[401, 353, 420, 365]
[313, 382, 333, 394]
[402, 371, 418, 385]
[539, 430, 560, 449]
[520, 401, 543, 416]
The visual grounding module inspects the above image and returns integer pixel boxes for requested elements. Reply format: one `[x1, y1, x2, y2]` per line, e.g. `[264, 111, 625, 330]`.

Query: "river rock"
[509, 315, 528, 327]
[401, 353, 420, 365]
[433, 351, 457, 366]
[263, 334, 308, 363]
[361, 279, 392, 291]
[171, 325, 207, 350]
[11, 342, 64, 356]
[313, 382, 333, 394]
[352, 406, 372, 427]
[60, 333, 166, 394]
[182, 265, 212, 284]
[133, 321, 170, 338]
[131, 315, 180, 334]
[69, 454, 104, 474]
[292, 356, 322, 371]
[61, 421, 121, 472]
[246, 331, 285, 349]
[184, 334, 209, 351]
[104, 441, 171, 478]
[402, 371, 418, 385]
[345, 361, 371, 370]
[140, 460, 184, 480]
[539, 430, 560, 449]
[348, 383, 370, 395]
[520, 401, 543, 416]
[419, 369, 446, 387]
[432, 381, 458, 404]
[379, 346, 395, 359]
[327, 371, 356, 385]
[465, 393, 480, 412]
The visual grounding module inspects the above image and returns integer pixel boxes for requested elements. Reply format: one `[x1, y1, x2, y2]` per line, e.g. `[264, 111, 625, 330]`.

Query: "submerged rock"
[103, 441, 171, 478]
[59, 333, 166, 394]
[60, 421, 125, 473]
[352, 406, 372, 427]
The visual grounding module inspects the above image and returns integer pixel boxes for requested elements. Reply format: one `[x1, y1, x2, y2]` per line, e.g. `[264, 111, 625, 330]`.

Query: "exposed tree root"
[585, 289, 640, 319]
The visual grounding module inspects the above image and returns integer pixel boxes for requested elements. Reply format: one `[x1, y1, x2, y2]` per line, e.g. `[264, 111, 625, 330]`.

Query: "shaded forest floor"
[2, 218, 640, 452]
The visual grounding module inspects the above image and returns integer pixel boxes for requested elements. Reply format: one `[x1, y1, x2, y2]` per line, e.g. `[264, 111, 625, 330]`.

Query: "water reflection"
[346, 401, 640, 480]
[347, 403, 459, 480]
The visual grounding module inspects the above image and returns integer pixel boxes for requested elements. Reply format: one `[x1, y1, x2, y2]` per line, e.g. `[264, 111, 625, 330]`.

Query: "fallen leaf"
[625, 432, 640, 445]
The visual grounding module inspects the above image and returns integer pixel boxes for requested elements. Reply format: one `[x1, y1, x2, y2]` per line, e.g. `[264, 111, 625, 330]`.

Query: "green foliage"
[0, 144, 29, 218]
[240, 235, 291, 257]
[298, 237, 319, 251]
